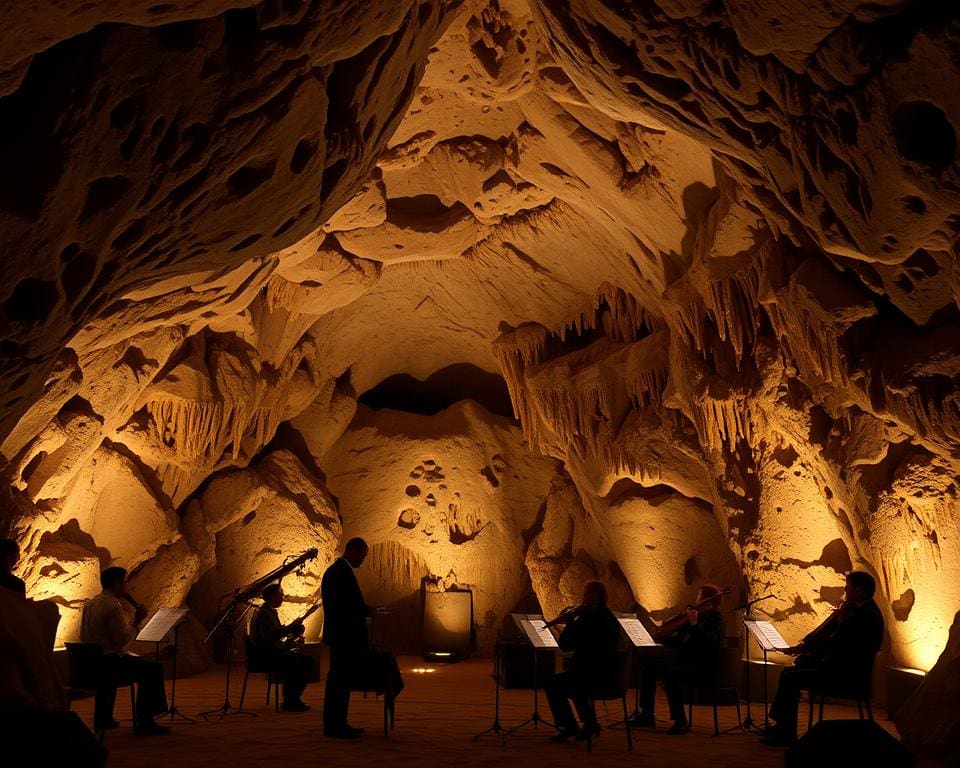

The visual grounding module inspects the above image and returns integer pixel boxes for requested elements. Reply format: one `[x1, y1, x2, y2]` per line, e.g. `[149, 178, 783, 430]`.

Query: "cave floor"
[73, 656, 914, 768]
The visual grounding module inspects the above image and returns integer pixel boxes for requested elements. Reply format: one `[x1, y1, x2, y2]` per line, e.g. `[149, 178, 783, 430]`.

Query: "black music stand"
[472, 634, 508, 746]
[198, 599, 256, 720]
[139, 608, 195, 724]
[506, 614, 557, 734]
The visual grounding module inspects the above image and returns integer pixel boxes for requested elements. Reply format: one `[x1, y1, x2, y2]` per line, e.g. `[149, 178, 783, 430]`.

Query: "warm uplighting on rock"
[1, 0, 959, 763]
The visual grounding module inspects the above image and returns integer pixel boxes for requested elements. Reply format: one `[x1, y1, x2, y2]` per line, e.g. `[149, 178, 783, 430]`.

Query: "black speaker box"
[785, 720, 914, 768]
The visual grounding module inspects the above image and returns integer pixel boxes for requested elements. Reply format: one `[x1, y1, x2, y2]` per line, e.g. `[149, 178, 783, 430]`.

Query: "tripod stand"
[198, 599, 256, 720]
[162, 623, 196, 724]
[472, 636, 508, 746]
[507, 646, 557, 733]
[718, 596, 774, 736]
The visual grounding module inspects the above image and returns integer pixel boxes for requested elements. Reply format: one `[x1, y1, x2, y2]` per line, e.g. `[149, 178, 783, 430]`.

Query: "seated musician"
[80, 567, 169, 735]
[633, 583, 725, 734]
[0, 538, 26, 596]
[761, 570, 884, 746]
[249, 582, 314, 712]
[544, 580, 621, 742]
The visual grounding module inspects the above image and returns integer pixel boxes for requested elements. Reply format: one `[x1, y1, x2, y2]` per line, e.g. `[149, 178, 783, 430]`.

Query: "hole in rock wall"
[892, 101, 957, 174]
[358, 363, 515, 418]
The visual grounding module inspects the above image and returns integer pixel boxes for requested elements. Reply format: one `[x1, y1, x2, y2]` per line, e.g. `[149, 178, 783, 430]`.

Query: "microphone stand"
[472, 632, 508, 746]
[718, 594, 774, 736]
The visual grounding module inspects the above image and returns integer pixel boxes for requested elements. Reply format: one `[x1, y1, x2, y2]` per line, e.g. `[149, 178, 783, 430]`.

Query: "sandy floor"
[71, 656, 915, 768]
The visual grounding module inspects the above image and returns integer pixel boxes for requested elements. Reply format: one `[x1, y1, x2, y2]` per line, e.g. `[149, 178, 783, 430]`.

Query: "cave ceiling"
[1, 1, 960, 728]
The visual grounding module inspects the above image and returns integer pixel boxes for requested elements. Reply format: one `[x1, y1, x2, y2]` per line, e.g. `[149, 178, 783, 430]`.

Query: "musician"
[0, 539, 26, 596]
[79, 567, 169, 735]
[544, 580, 621, 742]
[320, 537, 404, 739]
[761, 570, 884, 746]
[633, 583, 725, 734]
[249, 583, 314, 712]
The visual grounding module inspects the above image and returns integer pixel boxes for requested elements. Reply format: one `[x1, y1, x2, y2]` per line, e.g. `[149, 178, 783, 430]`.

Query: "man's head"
[581, 580, 607, 606]
[844, 571, 875, 603]
[100, 566, 128, 594]
[262, 582, 284, 608]
[697, 584, 723, 612]
[343, 537, 369, 568]
[0, 539, 18, 573]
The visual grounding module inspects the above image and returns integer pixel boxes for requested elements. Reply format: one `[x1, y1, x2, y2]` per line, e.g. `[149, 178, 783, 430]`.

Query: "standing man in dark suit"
[321, 537, 404, 739]
[543, 580, 622, 742]
[761, 570, 885, 746]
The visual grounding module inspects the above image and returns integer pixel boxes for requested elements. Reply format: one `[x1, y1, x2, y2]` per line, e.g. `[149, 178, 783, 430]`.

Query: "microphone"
[735, 594, 775, 611]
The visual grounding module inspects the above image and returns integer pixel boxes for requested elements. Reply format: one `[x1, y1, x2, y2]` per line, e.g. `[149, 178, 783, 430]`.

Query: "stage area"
[70, 656, 917, 768]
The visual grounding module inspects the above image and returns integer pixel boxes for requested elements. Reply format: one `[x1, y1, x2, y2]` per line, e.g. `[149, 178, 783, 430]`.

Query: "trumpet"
[544, 603, 588, 628]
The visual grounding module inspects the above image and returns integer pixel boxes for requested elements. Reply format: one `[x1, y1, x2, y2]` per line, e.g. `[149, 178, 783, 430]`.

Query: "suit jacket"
[800, 598, 884, 683]
[557, 604, 621, 687]
[668, 609, 725, 681]
[320, 558, 369, 649]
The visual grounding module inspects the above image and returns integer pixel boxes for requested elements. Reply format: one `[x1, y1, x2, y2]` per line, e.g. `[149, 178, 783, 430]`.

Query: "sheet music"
[511, 613, 559, 649]
[136, 608, 189, 643]
[745, 619, 790, 651]
[617, 617, 659, 647]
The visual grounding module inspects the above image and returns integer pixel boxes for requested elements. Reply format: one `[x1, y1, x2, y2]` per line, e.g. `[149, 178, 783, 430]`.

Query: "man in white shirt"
[80, 567, 168, 735]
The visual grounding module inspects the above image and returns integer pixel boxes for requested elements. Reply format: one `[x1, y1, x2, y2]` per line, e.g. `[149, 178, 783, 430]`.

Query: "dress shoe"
[344, 725, 365, 736]
[666, 718, 689, 735]
[281, 700, 311, 712]
[324, 727, 361, 740]
[94, 719, 121, 731]
[626, 713, 656, 728]
[133, 721, 171, 736]
[575, 722, 601, 741]
[759, 728, 794, 747]
[549, 727, 580, 742]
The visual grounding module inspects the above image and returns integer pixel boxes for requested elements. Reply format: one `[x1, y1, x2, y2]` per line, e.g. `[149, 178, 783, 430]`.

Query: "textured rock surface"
[1, 1, 959, 755]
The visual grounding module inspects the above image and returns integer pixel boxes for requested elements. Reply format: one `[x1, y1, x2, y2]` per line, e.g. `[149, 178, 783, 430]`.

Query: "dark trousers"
[545, 671, 594, 732]
[639, 662, 694, 721]
[272, 649, 314, 703]
[323, 646, 404, 730]
[95, 654, 167, 728]
[769, 667, 822, 737]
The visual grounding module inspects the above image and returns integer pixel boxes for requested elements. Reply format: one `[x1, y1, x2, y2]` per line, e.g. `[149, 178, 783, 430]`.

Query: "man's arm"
[107, 603, 136, 650]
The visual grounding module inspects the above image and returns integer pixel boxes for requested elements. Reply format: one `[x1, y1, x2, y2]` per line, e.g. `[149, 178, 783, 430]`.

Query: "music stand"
[137, 608, 194, 724]
[472, 632, 508, 746]
[506, 614, 558, 734]
[744, 619, 790, 727]
[198, 599, 256, 720]
[718, 596, 777, 736]
[612, 613, 660, 725]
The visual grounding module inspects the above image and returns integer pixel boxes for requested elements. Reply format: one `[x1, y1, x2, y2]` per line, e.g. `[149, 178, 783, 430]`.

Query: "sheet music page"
[511, 613, 559, 648]
[617, 617, 659, 647]
[745, 620, 790, 651]
[136, 608, 189, 643]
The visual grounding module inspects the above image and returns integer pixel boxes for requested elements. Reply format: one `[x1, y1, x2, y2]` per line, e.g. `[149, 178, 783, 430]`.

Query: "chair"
[686, 642, 742, 736]
[585, 650, 633, 753]
[350, 649, 396, 739]
[239, 634, 281, 713]
[64, 642, 136, 741]
[806, 653, 877, 729]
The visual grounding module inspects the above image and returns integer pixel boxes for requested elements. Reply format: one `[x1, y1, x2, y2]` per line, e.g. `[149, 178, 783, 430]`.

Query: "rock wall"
[1, 1, 959, 755]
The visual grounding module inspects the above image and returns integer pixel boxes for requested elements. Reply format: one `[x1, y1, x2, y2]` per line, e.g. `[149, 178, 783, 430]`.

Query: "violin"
[544, 603, 589, 628]
[791, 600, 851, 664]
[654, 586, 732, 637]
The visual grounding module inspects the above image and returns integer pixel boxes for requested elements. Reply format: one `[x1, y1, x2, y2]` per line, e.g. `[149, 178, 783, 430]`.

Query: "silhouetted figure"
[320, 537, 404, 739]
[544, 580, 621, 742]
[0, 539, 26, 596]
[761, 571, 884, 746]
[633, 583, 726, 734]
[80, 567, 169, 735]
[249, 582, 314, 711]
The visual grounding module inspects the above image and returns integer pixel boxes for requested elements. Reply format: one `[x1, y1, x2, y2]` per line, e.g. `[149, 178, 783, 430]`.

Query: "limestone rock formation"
[1, 2, 959, 755]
